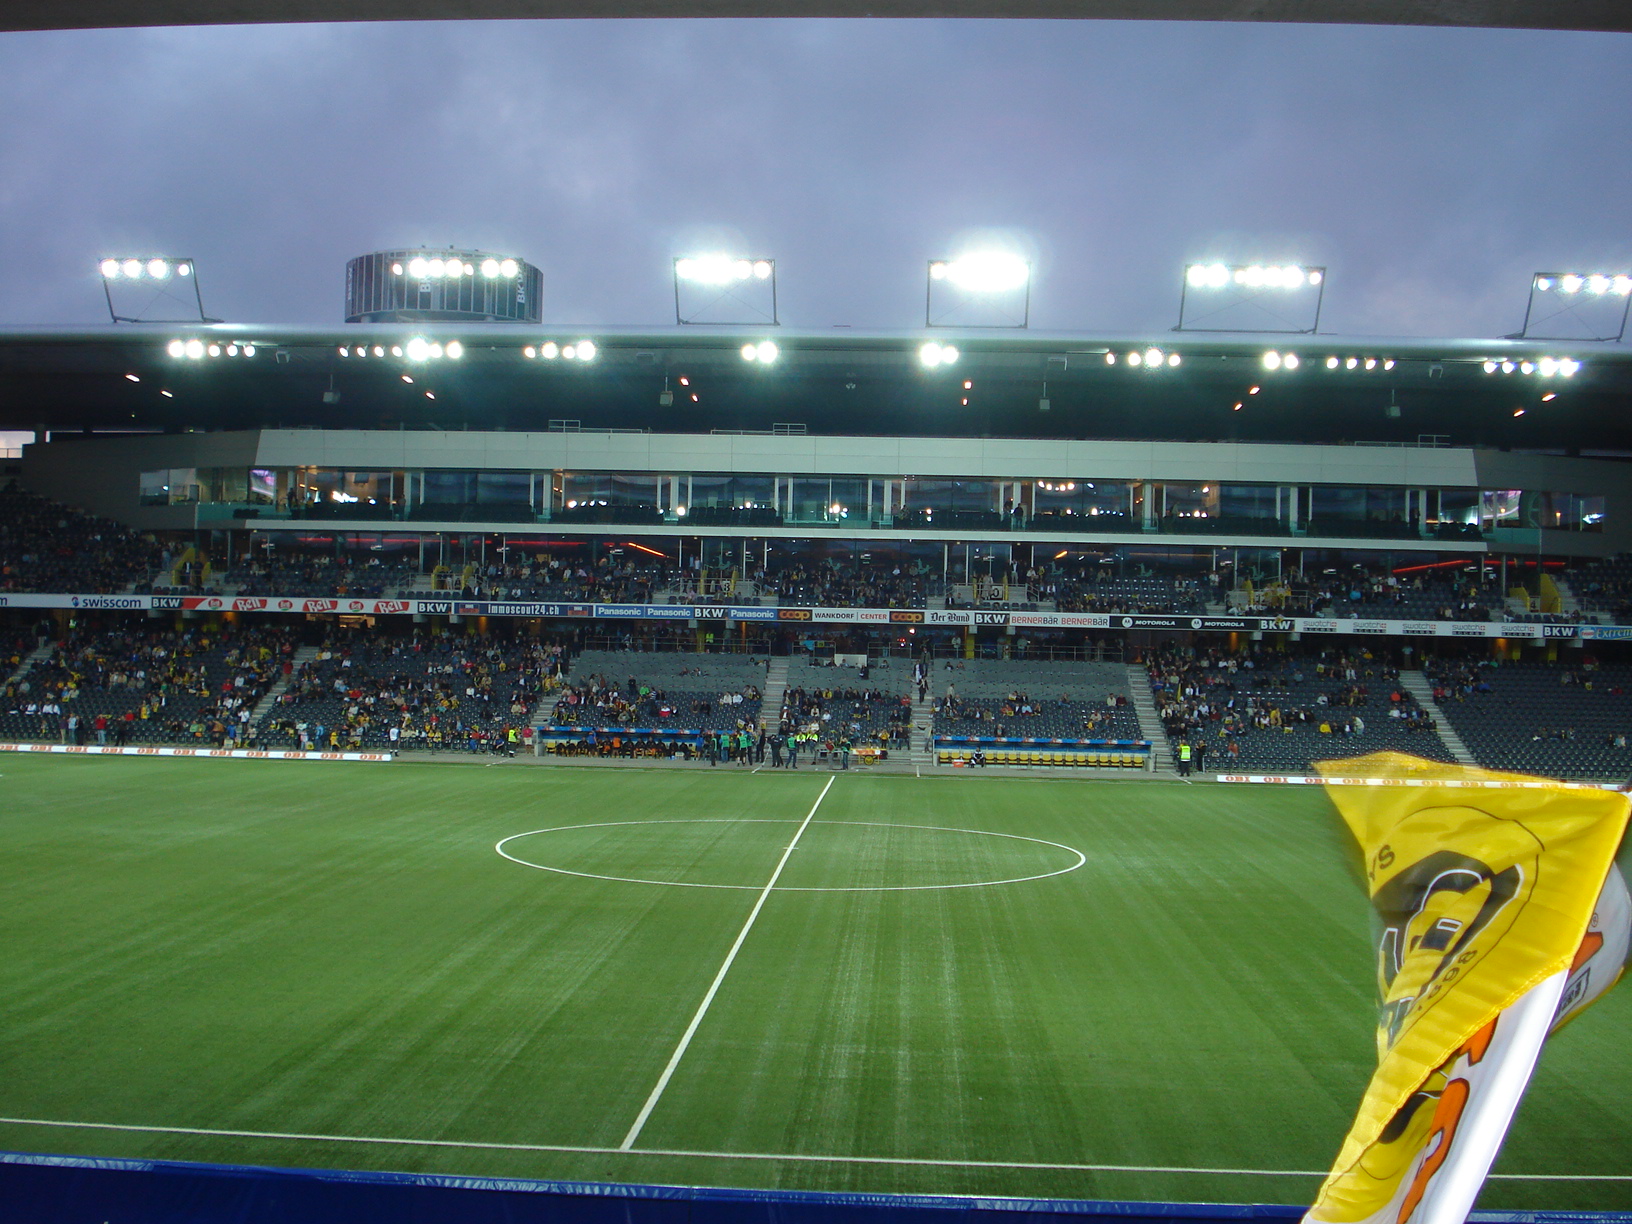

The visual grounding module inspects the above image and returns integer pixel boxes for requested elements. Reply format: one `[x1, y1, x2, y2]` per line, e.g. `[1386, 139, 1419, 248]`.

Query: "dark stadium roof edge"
[4, 0, 1630, 33]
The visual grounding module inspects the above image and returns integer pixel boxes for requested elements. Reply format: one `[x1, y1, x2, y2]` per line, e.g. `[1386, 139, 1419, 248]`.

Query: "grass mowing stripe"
[619, 775, 836, 1151]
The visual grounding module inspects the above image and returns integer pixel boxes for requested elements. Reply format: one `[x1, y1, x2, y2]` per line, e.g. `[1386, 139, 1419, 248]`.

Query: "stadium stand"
[1423, 657, 1632, 781]
[0, 483, 167, 594]
[1147, 645, 1457, 774]
[259, 628, 559, 751]
[0, 624, 297, 746]
[545, 649, 765, 734]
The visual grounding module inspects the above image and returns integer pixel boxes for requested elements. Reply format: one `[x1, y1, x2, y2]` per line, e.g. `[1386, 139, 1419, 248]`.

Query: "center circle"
[495, 819, 1086, 893]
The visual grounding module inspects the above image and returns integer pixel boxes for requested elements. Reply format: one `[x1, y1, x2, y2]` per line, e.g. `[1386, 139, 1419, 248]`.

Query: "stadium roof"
[3, 0, 1628, 31]
[3, 324, 1629, 452]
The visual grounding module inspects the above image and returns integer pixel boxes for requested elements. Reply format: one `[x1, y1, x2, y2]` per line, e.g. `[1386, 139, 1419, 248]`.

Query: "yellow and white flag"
[1306, 753, 1630, 1224]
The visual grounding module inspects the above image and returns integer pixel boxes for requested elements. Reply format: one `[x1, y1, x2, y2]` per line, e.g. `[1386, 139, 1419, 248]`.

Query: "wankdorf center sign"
[5, 592, 1627, 640]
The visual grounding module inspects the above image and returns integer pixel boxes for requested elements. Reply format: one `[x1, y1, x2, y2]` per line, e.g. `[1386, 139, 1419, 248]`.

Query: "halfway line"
[618, 774, 835, 1151]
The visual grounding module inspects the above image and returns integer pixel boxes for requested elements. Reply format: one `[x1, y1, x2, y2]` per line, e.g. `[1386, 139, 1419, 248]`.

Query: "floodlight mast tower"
[345, 249, 543, 323]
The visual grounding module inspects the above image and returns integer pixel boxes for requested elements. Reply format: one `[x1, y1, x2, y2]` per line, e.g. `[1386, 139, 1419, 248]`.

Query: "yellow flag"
[1307, 752, 1630, 1224]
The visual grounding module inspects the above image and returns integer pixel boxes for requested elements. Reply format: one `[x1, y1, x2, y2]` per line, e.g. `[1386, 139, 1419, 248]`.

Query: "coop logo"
[150, 596, 184, 610]
[70, 596, 145, 610]
[304, 599, 338, 613]
[890, 610, 925, 624]
[778, 608, 812, 621]
[973, 611, 1010, 626]
[417, 601, 452, 615]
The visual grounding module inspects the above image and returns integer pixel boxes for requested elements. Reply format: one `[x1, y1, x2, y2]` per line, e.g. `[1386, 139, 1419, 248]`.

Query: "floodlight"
[757, 340, 778, 363]
[1326, 356, 1339, 369]
[481, 259, 500, 278]
[1521, 361, 1535, 374]
[124, 373, 140, 382]
[562, 345, 576, 360]
[121, 259, 142, 278]
[1501, 361, 1515, 373]
[390, 345, 403, 357]
[1178, 261, 1326, 333]
[445, 340, 463, 359]
[1126, 351, 1142, 367]
[1364, 358, 1376, 370]
[1283, 352, 1299, 369]
[926, 254, 1030, 327]
[524, 346, 536, 359]
[1262, 351, 1282, 370]
[406, 337, 430, 361]
[1483, 360, 1497, 373]
[918, 341, 959, 368]
[500, 259, 518, 277]
[541, 342, 559, 359]
[147, 259, 169, 279]
[242, 344, 254, 357]
[184, 339, 205, 358]
[674, 255, 778, 325]
[100, 259, 120, 278]
[226, 345, 238, 356]
[371, 346, 383, 357]
[392, 263, 404, 275]
[1143, 347, 1163, 368]
[207, 344, 220, 357]
[1538, 357, 1557, 376]
[1519, 269, 1632, 340]
[167, 339, 186, 358]
[576, 340, 595, 361]
[427, 342, 443, 358]
[741, 343, 757, 361]
[408, 258, 429, 277]
[1104, 353, 1116, 365]
[1560, 358, 1580, 376]
[1167, 352, 1181, 367]
[446, 261, 463, 279]
[934, 253, 1028, 293]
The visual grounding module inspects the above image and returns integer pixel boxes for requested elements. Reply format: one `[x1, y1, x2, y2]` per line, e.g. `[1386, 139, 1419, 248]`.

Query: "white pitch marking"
[495, 819, 1087, 892]
[0, 1117, 1618, 1181]
[618, 776, 834, 1151]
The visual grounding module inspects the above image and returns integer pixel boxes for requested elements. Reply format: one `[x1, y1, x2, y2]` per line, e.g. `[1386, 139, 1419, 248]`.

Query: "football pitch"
[0, 756, 1628, 1210]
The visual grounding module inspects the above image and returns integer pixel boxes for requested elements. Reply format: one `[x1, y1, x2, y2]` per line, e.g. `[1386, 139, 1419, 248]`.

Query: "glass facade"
[162, 465, 1609, 539]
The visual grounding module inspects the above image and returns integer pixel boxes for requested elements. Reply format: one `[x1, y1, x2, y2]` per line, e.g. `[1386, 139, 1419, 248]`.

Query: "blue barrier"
[2, 1150, 1625, 1224]
[0, 1150, 1311, 1224]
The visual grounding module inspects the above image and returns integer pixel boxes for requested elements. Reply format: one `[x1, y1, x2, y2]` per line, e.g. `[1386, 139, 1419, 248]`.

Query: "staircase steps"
[248, 645, 318, 726]
[1398, 670, 1478, 767]
[1124, 662, 1174, 773]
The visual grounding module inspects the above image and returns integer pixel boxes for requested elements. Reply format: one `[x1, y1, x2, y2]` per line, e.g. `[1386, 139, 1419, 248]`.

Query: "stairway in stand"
[908, 688, 937, 769]
[3, 640, 53, 690]
[247, 645, 318, 727]
[1124, 662, 1174, 773]
[1399, 670, 1479, 767]
[759, 657, 789, 727]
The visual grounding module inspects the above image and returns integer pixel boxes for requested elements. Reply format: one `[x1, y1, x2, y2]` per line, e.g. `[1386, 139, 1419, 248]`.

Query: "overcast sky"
[0, 18, 1628, 337]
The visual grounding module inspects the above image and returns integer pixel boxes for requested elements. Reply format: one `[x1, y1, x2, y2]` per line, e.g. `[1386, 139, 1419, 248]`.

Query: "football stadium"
[2, 6, 1631, 1224]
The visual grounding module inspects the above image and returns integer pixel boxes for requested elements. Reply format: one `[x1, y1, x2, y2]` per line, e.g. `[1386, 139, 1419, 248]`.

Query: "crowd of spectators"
[265, 628, 563, 751]
[225, 555, 418, 598]
[1148, 644, 1440, 760]
[444, 553, 676, 604]
[0, 484, 166, 594]
[0, 624, 297, 746]
[761, 560, 940, 608]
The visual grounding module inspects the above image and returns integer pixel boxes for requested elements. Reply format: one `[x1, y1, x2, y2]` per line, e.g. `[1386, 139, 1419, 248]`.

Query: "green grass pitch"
[0, 756, 1627, 1209]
